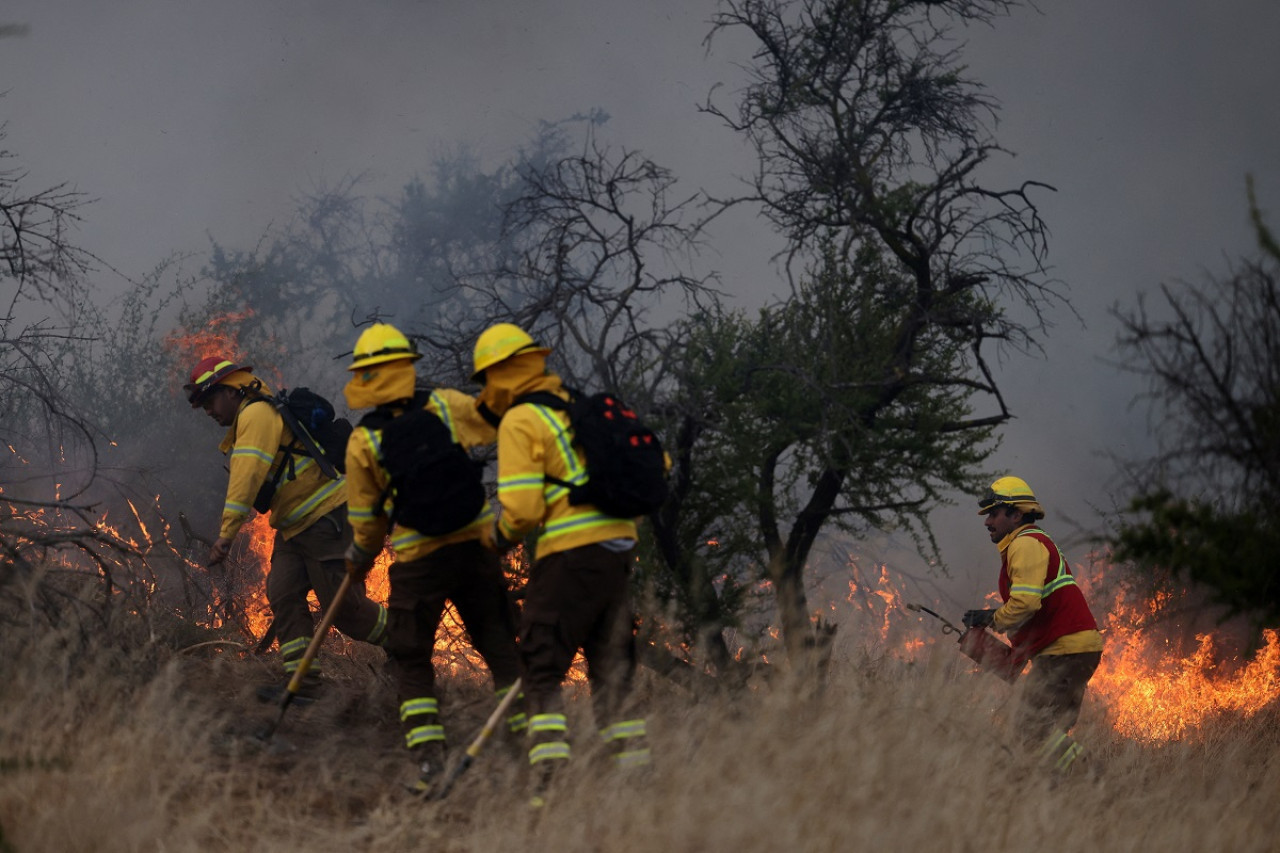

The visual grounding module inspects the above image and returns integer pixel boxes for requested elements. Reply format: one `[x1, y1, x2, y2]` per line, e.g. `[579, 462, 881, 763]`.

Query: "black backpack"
[359, 391, 487, 536]
[517, 389, 668, 519]
[245, 385, 352, 513]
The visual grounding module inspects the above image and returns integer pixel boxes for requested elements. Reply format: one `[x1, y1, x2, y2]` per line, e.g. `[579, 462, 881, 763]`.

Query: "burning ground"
[1, 499, 1278, 852]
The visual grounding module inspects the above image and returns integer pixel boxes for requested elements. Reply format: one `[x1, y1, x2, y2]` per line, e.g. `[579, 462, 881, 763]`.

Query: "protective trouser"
[1019, 651, 1103, 743]
[520, 544, 650, 780]
[1020, 650, 1102, 772]
[381, 540, 523, 754]
[267, 506, 389, 679]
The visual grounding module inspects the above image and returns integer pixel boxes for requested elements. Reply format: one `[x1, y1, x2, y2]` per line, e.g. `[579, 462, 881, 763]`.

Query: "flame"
[886, 552, 1280, 743]
[161, 309, 254, 365]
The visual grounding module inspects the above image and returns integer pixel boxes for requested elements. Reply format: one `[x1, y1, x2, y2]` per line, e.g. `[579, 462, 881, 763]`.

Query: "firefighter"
[184, 357, 388, 701]
[472, 322, 651, 805]
[341, 324, 523, 793]
[965, 476, 1104, 772]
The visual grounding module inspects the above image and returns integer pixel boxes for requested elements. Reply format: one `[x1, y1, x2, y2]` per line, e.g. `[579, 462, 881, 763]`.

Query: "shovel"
[255, 572, 354, 743]
[431, 677, 523, 801]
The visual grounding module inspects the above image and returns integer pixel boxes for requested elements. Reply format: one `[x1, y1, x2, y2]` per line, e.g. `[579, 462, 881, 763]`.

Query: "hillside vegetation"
[1, 577, 1276, 853]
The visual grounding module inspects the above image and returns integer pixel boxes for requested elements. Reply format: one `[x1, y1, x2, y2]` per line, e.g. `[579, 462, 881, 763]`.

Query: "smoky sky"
[3, 0, 1278, 604]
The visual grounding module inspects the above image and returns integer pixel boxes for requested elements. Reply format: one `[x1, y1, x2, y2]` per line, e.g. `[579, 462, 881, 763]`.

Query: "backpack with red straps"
[517, 389, 668, 519]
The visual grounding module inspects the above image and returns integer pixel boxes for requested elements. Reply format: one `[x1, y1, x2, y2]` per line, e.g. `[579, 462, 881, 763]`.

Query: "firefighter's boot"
[496, 682, 528, 763]
[1038, 729, 1084, 774]
[408, 741, 447, 797]
[256, 635, 323, 704]
[600, 718, 651, 774]
[527, 711, 570, 809]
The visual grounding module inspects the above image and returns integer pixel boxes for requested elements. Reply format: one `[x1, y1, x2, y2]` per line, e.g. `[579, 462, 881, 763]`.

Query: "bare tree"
[1109, 180, 1280, 644]
[687, 0, 1062, 667]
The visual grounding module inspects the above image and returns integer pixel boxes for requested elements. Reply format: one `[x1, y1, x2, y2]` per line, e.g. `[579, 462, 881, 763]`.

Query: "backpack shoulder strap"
[514, 390, 571, 412]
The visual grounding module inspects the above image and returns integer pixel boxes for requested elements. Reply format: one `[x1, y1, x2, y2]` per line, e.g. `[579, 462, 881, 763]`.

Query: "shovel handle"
[286, 572, 353, 693]
[433, 677, 523, 801]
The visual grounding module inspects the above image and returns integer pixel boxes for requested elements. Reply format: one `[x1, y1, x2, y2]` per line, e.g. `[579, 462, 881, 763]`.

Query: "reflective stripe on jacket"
[996, 526, 1101, 664]
[217, 392, 345, 541]
[345, 388, 495, 563]
[495, 393, 637, 560]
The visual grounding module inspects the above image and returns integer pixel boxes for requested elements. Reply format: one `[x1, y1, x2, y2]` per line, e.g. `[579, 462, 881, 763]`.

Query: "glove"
[962, 608, 997, 629]
[344, 542, 376, 579]
[479, 521, 517, 554]
[345, 558, 373, 580]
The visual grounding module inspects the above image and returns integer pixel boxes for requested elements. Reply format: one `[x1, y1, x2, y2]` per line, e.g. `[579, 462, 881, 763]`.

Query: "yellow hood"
[477, 352, 562, 418]
[344, 358, 417, 410]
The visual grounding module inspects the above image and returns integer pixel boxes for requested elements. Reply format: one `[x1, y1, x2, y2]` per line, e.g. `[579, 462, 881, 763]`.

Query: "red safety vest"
[999, 528, 1098, 665]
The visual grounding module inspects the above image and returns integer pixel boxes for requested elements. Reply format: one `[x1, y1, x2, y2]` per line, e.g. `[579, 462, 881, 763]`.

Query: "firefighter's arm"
[343, 426, 389, 570]
[218, 404, 281, 541]
[991, 537, 1049, 633]
[492, 410, 547, 543]
[433, 387, 497, 451]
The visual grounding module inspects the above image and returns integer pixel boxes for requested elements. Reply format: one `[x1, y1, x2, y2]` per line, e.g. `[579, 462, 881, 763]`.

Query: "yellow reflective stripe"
[400, 697, 440, 720]
[612, 749, 651, 769]
[389, 506, 493, 550]
[277, 476, 345, 528]
[541, 511, 619, 537]
[348, 505, 379, 521]
[1009, 585, 1044, 596]
[1015, 528, 1078, 598]
[507, 712, 528, 733]
[279, 637, 309, 659]
[600, 719, 647, 741]
[526, 406, 579, 476]
[194, 360, 236, 385]
[429, 390, 458, 442]
[1056, 742, 1084, 771]
[283, 658, 321, 674]
[365, 605, 388, 645]
[1043, 574, 1078, 594]
[406, 725, 445, 748]
[224, 499, 252, 515]
[230, 446, 275, 465]
[525, 404, 588, 507]
[528, 713, 568, 734]
[529, 742, 571, 765]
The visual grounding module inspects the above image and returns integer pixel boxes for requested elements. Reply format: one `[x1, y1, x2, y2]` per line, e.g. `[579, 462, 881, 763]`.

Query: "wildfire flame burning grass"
[845, 556, 1280, 746]
[2, 521, 1278, 850]
[1, 598, 1278, 853]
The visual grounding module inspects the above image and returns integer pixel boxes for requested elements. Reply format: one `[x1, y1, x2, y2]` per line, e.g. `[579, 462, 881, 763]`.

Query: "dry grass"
[1, 601, 1278, 853]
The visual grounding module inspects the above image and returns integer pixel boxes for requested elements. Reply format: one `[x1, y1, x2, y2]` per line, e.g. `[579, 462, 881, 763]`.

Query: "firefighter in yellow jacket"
[341, 324, 523, 792]
[472, 322, 650, 800]
[184, 357, 388, 700]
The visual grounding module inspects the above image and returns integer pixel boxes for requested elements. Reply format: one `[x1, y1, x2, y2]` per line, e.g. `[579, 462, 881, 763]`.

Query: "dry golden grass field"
[3, 590, 1278, 853]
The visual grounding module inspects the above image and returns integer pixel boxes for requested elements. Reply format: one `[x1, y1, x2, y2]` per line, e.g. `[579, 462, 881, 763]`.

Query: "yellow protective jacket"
[486, 356, 637, 560]
[215, 373, 346, 541]
[345, 386, 496, 564]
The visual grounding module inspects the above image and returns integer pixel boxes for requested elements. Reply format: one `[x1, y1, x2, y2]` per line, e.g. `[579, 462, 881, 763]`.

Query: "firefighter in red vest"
[964, 476, 1104, 772]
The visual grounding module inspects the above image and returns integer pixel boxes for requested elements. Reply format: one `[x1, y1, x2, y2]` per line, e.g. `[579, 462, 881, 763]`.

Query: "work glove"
[344, 542, 376, 579]
[962, 608, 998, 629]
[480, 521, 517, 554]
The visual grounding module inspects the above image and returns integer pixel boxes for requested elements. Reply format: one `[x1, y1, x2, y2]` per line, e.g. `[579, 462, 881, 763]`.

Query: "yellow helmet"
[471, 322, 550, 381]
[977, 476, 1045, 516]
[348, 323, 421, 371]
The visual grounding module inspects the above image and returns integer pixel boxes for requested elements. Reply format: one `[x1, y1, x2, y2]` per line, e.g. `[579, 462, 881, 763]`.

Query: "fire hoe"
[431, 677, 524, 801]
[255, 572, 354, 744]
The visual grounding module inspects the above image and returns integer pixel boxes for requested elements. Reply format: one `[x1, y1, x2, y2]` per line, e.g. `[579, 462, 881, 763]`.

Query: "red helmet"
[184, 356, 252, 407]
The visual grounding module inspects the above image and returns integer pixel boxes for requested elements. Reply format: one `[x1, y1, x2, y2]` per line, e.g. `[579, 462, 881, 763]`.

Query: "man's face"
[200, 386, 239, 427]
[983, 505, 1024, 543]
